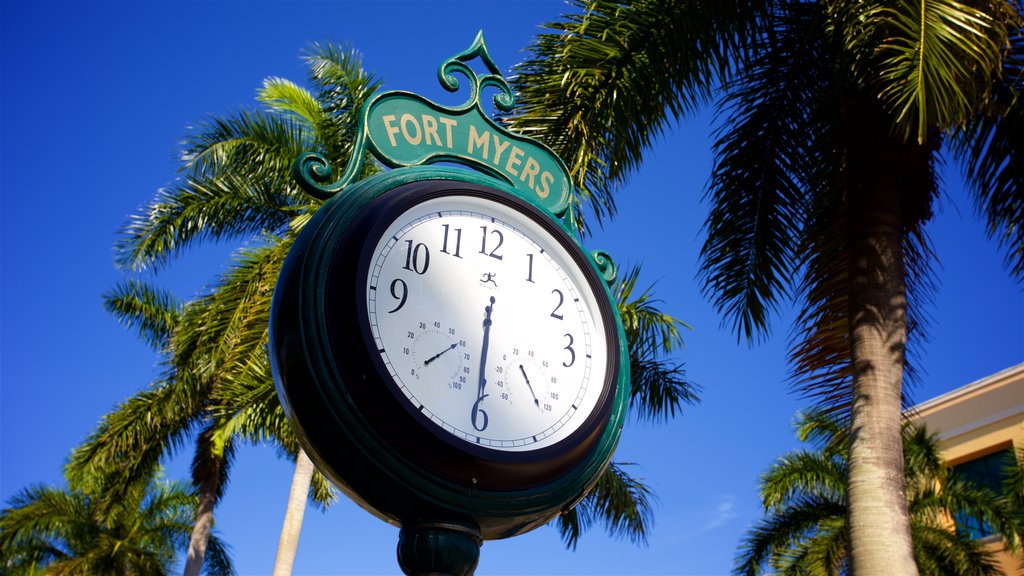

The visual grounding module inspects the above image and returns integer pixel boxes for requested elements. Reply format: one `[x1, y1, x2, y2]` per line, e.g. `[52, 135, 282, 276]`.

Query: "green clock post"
[269, 33, 630, 576]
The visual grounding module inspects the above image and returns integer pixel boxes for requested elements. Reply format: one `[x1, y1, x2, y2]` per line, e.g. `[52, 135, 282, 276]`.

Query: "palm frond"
[171, 236, 291, 382]
[201, 532, 236, 576]
[870, 0, 1013, 143]
[701, 3, 826, 342]
[734, 495, 845, 576]
[181, 109, 313, 178]
[759, 451, 846, 513]
[302, 42, 382, 167]
[772, 518, 847, 576]
[911, 522, 996, 576]
[103, 278, 182, 352]
[258, 77, 330, 130]
[953, 22, 1024, 282]
[614, 265, 698, 422]
[116, 173, 302, 271]
[555, 462, 654, 550]
[510, 0, 763, 231]
[0, 475, 227, 576]
[65, 375, 207, 497]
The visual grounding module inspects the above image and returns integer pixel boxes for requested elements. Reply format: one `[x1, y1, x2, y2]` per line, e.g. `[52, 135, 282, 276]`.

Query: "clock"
[271, 166, 628, 540]
[365, 191, 611, 453]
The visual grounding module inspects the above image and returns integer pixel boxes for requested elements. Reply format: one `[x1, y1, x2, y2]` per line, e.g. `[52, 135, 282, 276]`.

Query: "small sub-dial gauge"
[410, 323, 470, 391]
[499, 350, 548, 410]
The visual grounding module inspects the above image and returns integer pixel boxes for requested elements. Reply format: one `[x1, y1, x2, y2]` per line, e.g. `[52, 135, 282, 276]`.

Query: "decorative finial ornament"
[292, 32, 575, 225]
[438, 30, 516, 113]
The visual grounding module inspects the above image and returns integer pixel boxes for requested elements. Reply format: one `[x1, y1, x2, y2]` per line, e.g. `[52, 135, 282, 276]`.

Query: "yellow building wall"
[910, 364, 1023, 576]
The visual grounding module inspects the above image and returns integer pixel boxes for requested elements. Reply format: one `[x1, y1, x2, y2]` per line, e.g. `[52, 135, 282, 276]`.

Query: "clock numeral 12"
[479, 226, 504, 260]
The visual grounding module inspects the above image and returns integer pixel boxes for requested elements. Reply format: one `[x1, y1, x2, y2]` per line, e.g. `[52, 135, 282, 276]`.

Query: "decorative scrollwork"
[590, 250, 618, 287]
[292, 145, 366, 201]
[437, 30, 515, 112]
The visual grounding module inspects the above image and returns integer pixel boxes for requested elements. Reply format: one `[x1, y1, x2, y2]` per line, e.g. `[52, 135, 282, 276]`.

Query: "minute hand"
[476, 296, 496, 399]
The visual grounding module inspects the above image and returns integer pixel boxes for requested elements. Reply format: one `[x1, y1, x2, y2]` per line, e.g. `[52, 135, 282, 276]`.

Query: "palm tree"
[68, 241, 336, 576]
[509, 1, 1022, 572]
[0, 471, 233, 576]
[67, 42, 380, 576]
[736, 411, 1023, 575]
[77, 39, 697, 573]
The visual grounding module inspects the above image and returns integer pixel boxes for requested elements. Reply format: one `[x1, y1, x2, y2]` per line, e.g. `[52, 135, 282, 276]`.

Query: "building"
[909, 363, 1023, 575]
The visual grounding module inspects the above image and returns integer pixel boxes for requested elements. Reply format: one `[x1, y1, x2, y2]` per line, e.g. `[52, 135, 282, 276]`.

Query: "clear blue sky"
[1, 2, 1020, 575]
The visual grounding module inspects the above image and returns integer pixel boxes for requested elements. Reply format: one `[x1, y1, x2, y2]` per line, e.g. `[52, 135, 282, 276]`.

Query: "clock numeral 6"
[471, 395, 489, 431]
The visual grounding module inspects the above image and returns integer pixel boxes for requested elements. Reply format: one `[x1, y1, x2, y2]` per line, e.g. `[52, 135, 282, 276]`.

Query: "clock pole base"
[397, 523, 482, 576]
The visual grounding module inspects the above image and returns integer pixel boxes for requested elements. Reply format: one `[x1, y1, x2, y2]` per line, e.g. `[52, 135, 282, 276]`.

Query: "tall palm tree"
[78, 40, 697, 574]
[735, 411, 1023, 575]
[510, 1, 1022, 572]
[68, 241, 336, 576]
[0, 471, 234, 576]
[68, 42, 380, 576]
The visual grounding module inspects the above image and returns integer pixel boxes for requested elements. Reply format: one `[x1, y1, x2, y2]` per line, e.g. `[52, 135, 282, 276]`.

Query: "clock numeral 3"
[562, 333, 575, 367]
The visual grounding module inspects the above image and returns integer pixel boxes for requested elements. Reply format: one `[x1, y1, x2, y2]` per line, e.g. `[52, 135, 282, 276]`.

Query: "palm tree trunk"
[272, 447, 315, 576]
[185, 428, 229, 576]
[183, 486, 217, 576]
[843, 94, 919, 576]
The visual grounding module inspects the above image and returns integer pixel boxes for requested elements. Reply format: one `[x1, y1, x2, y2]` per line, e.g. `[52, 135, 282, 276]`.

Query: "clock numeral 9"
[388, 279, 408, 313]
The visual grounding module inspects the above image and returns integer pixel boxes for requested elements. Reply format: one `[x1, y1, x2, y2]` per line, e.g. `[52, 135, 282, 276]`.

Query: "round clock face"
[363, 193, 611, 453]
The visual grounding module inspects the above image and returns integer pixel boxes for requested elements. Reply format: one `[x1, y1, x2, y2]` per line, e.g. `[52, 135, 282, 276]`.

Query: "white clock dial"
[366, 194, 609, 452]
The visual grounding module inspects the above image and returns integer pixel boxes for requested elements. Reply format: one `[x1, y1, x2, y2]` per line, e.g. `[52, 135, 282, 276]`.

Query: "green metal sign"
[294, 31, 574, 224]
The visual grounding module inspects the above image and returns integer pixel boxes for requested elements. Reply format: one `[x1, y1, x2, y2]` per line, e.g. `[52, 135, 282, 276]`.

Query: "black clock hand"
[471, 297, 495, 431]
[476, 296, 495, 399]
[519, 364, 540, 408]
[423, 343, 457, 366]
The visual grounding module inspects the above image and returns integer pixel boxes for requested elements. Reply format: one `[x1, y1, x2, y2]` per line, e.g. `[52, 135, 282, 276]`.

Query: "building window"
[952, 447, 1015, 539]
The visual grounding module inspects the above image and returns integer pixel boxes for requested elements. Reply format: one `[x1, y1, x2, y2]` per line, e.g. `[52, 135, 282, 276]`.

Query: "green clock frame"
[271, 165, 629, 529]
